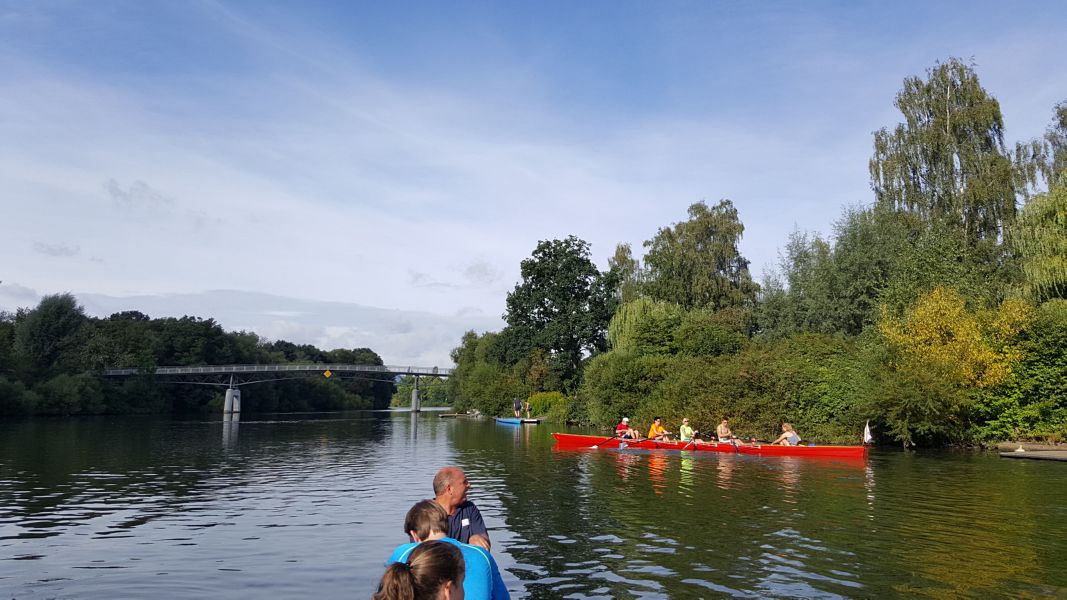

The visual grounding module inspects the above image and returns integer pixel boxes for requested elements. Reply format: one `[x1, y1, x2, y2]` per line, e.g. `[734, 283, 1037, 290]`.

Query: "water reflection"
[647, 453, 667, 495]
[716, 456, 736, 489]
[2, 416, 1066, 599]
[222, 413, 240, 448]
[613, 451, 639, 483]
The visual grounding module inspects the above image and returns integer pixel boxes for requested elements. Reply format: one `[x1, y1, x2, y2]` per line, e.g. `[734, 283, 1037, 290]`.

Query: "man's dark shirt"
[448, 500, 488, 545]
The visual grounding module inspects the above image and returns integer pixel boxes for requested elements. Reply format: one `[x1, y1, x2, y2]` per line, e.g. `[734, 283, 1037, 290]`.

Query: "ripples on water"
[2, 413, 1066, 599]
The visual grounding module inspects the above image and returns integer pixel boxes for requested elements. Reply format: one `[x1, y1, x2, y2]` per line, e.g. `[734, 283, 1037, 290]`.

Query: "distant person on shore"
[386, 500, 509, 600]
[716, 418, 744, 445]
[678, 418, 703, 444]
[433, 467, 491, 551]
[374, 539, 465, 600]
[512, 398, 522, 417]
[772, 423, 802, 446]
[647, 417, 672, 441]
[615, 417, 640, 440]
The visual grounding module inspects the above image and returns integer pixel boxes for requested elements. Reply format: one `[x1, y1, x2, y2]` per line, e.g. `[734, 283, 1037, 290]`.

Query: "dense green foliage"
[391, 375, 450, 407]
[501, 236, 619, 385]
[0, 295, 393, 416]
[448, 59, 1067, 446]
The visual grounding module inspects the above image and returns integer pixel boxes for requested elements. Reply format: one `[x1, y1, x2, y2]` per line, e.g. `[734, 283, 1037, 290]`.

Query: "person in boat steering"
[772, 423, 802, 446]
[716, 418, 744, 445]
[375, 538, 465, 600]
[432, 467, 491, 551]
[615, 417, 640, 440]
[647, 417, 672, 441]
[678, 418, 704, 443]
[385, 500, 509, 600]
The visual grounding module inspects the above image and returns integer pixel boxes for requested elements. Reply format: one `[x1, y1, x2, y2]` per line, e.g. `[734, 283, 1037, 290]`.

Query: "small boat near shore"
[551, 432, 867, 458]
[496, 417, 542, 425]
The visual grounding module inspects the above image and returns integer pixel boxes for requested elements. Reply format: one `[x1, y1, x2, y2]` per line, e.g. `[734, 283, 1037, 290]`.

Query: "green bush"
[0, 376, 35, 415]
[34, 372, 106, 415]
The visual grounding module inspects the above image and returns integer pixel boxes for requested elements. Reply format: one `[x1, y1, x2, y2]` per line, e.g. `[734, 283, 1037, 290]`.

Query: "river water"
[1, 410, 1065, 599]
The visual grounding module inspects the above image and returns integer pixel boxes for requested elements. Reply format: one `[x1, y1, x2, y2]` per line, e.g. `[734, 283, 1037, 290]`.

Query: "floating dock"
[999, 450, 1067, 462]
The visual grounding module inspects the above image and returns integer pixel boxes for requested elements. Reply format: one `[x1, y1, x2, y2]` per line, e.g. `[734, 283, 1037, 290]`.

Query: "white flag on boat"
[863, 420, 873, 444]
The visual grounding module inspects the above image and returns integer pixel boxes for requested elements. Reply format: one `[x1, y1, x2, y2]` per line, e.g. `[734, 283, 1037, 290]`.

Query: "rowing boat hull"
[496, 417, 541, 425]
[551, 432, 867, 458]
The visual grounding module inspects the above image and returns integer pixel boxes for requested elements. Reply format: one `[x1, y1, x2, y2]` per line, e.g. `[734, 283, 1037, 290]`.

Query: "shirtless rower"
[716, 417, 744, 445]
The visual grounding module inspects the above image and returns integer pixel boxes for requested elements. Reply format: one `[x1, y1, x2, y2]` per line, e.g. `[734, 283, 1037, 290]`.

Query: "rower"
[615, 417, 640, 440]
[648, 417, 672, 441]
[772, 423, 802, 446]
[678, 418, 703, 444]
[716, 417, 744, 445]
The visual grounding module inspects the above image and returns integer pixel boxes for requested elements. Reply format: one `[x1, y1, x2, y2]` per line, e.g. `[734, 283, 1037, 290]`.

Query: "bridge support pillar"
[224, 388, 241, 413]
[224, 374, 241, 414]
[411, 376, 421, 412]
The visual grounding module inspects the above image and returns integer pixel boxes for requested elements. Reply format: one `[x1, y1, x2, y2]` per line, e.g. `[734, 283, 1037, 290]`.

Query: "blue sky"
[1, 1, 1063, 366]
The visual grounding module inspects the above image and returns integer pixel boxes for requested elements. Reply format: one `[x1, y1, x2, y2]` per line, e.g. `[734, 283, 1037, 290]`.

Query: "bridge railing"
[104, 363, 451, 377]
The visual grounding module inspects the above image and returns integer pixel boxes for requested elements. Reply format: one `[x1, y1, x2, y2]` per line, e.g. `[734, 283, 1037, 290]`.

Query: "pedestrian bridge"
[104, 363, 451, 413]
[104, 363, 450, 378]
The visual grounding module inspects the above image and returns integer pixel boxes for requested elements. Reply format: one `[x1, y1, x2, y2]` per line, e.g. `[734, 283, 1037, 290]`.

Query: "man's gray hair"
[432, 467, 459, 496]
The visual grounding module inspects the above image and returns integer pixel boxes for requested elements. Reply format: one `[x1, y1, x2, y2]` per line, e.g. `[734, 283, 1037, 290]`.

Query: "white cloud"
[0, 2, 1061, 363]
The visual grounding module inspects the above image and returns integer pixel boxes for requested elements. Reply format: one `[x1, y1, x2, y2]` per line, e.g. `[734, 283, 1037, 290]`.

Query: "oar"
[590, 435, 618, 448]
[681, 430, 700, 451]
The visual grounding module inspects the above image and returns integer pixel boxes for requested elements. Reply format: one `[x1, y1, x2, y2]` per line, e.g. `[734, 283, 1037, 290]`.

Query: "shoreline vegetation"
[0, 299, 395, 416]
[445, 58, 1067, 449]
[3, 58, 1065, 449]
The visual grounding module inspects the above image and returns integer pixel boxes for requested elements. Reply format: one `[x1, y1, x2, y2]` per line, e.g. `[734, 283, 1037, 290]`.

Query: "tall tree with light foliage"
[642, 200, 758, 311]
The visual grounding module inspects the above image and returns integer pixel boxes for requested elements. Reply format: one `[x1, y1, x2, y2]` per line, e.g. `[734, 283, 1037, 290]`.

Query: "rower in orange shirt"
[647, 417, 672, 441]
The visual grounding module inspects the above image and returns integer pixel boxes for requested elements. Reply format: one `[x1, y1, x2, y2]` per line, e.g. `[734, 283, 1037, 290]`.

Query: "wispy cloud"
[32, 242, 80, 257]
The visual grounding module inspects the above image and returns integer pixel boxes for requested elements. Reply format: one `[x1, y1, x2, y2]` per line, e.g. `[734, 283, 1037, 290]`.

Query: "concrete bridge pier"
[411, 375, 421, 412]
[223, 374, 241, 414]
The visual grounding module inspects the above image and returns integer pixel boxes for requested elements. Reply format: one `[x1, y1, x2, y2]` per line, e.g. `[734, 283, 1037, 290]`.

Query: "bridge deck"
[104, 363, 450, 377]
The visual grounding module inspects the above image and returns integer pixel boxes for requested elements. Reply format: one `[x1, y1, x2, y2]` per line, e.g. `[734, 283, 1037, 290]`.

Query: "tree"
[870, 58, 1020, 252]
[878, 287, 1030, 390]
[642, 200, 758, 311]
[608, 243, 642, 304]
[503, 236, 618, 384]
[1013, 180, 1067, 302]
[13, 293, 88, 375]
[1043, 100, 1067, 186]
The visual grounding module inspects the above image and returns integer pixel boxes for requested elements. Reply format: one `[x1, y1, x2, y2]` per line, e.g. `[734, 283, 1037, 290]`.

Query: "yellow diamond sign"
[323, 370, 332, 378]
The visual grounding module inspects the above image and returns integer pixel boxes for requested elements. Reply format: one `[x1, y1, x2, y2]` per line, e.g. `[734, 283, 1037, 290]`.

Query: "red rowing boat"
[551, 432, 867, 459]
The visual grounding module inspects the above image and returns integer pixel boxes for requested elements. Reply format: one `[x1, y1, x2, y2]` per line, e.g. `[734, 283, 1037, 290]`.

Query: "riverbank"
[996, 441, 1066, 452]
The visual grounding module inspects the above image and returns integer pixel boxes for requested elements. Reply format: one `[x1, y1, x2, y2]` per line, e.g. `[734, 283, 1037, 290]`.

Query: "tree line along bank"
[446, 58, 1067, 447]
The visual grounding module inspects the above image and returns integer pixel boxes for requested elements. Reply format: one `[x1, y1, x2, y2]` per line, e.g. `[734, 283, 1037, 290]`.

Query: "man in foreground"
[433, 466, 491, 551]
[386, 499, 509, 600]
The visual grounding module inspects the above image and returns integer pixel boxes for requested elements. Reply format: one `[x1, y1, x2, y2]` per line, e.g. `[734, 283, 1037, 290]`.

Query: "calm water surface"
[2, 411, 1065, 599]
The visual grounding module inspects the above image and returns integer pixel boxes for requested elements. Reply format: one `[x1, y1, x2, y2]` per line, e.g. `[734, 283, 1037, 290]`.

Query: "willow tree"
[869, 59, 1020, 258]
[1014, 181, 1067, 302]
[642, 200, 758, 311]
